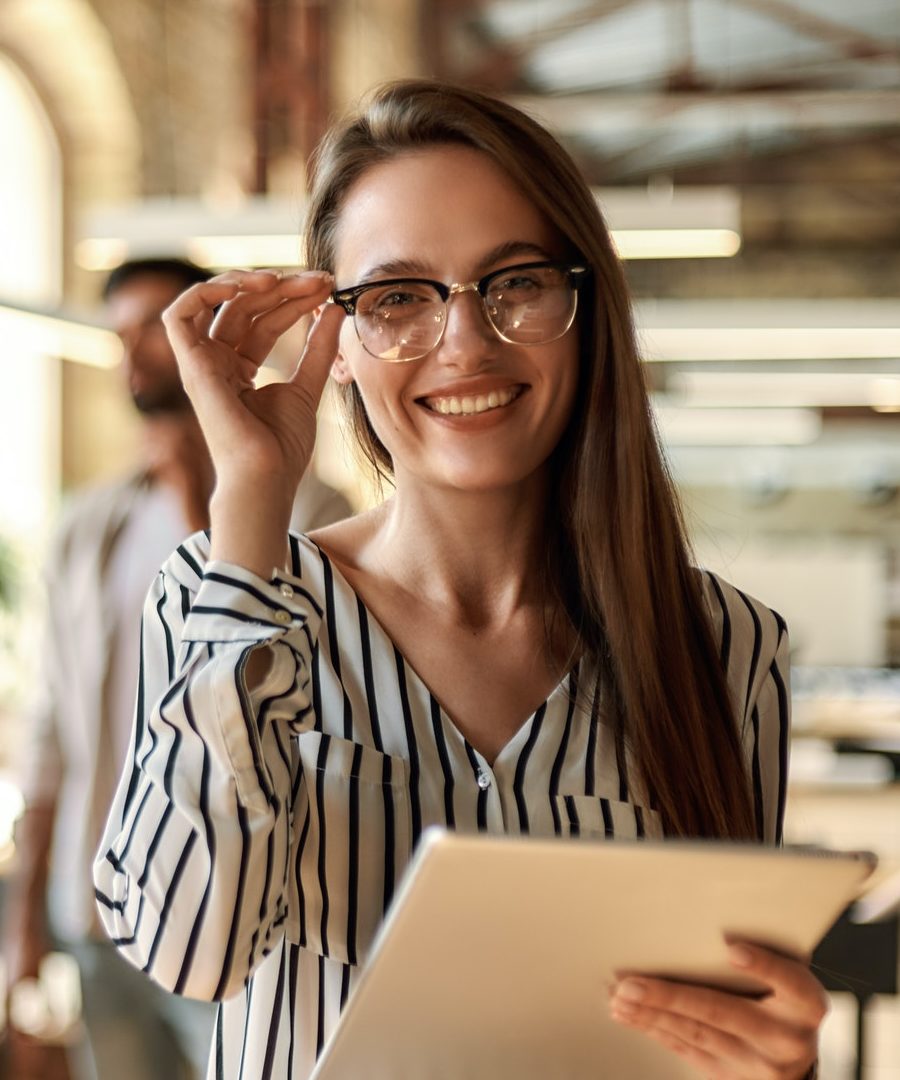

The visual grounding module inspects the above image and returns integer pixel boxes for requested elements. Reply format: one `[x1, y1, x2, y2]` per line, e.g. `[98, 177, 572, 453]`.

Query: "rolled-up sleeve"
[93, 536, 321, 1001]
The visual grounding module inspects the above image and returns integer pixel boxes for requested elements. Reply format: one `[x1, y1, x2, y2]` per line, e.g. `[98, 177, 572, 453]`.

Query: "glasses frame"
[328, 260, 590, 362]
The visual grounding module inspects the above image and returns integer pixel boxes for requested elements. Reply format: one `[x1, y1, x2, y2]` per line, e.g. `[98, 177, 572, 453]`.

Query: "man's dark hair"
[102, 257, 209, 300]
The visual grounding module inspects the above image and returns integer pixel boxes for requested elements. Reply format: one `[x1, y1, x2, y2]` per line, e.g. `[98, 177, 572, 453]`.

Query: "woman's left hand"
[609, 942, 827, 1078]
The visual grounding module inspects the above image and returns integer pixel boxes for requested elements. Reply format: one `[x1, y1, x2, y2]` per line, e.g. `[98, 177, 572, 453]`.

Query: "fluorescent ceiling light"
[186, 234, 303, 269]
[598, 187, 741, 260]
[654, 406, 821, 446]
[612, 228, 740, 260]
[595, 186, 739, 231]
[75, 237, 129, 272]
[78, 197, 305, 270]
[76, 233, 305, 273]
[80, 229, 740, 269]
[0, 302, 120, 368]
[871, 378, 900, 413]
[181, 229, 740, 267]
[663, 372, 900, 408]
[76, 187, 742, 269]
[643, 327, 900, 362]
[638, 300, 900, 362]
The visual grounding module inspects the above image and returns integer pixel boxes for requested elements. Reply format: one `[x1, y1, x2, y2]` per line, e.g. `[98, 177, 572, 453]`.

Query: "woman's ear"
[330, 350, 354, 385]
[310, 301, 354, 384]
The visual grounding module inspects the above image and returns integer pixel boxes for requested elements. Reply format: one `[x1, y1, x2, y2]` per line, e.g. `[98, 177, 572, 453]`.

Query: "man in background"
[3, 258, 352, 1080]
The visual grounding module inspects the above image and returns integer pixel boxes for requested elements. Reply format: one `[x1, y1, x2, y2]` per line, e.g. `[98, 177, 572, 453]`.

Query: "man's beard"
[131, 379, 192, 416]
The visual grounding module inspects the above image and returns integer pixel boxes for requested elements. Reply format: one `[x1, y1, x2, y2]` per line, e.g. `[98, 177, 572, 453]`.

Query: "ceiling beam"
[507, 91, 900, 133]
[734, 0, 900, 63]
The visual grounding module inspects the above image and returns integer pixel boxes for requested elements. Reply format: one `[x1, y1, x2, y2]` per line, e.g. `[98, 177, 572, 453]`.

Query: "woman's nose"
[434, 289, 497, 368]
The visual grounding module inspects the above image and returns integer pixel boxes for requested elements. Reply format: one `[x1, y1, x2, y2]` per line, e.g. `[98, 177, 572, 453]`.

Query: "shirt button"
[476, 770, 491, 791]
[279, 583, 294, 599]
[274, 610, 292, 625]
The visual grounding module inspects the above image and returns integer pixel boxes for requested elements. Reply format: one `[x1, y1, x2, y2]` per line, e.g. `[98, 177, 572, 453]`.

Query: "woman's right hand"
[162, 268, 346, 575]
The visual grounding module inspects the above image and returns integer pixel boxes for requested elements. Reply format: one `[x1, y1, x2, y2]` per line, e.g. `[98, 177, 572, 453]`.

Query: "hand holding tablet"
[311, 830, 875, 1080]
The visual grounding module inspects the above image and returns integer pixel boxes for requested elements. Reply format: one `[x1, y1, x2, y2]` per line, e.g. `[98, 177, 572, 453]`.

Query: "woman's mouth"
[421, 386, 523, 416]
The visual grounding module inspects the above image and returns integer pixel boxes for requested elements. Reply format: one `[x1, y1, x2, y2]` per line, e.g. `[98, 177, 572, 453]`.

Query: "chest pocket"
[288, 731, 412, 966]
[554, 794, 664, 841]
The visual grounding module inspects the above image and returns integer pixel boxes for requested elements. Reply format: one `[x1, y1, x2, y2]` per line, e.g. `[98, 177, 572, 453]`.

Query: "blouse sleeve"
[92, 534, 322, 1001]
[702, 572, 792, 844]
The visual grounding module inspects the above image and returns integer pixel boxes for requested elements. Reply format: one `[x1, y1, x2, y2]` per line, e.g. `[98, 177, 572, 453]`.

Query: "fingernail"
[729, 945, 753, 968]
[610, 1001, 638, 1019]
[617, 979, 646, 1002]
[303, 270, 334, 282]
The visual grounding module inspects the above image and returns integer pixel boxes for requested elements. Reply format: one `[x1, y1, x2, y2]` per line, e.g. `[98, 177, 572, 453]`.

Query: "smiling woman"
[93, 81, 822, 1080]
[326, 146, 583, 500]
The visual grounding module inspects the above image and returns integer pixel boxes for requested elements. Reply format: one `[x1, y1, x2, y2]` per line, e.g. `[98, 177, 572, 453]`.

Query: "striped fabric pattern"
[94, 531, 790, 1080]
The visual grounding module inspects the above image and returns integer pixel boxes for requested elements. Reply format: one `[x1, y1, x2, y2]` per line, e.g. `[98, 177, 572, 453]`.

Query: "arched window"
[0, 54, 62, 541]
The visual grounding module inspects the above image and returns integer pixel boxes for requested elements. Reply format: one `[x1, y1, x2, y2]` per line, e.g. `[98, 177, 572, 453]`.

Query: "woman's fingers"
[288, 301, 346, 404]
[163, 271, 279, 351]
[609, 947, 823, 1078]
[210, 271, 334, 355]
[611, 978, 805, 1059]
[163, 279, 240, 353]
[729, 945, 828, 1025]
[228, 292, 328, 365]
[611, 998, 758, 1076]
[610, 991, 807, 1077]
[154, 266, 344, 496]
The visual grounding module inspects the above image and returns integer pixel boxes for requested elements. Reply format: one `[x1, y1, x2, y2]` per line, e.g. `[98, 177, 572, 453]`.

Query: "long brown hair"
[304, 80, 756, 841]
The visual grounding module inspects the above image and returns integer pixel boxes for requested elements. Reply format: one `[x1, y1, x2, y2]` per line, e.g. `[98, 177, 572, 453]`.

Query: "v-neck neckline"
[303, 535, 578, 767]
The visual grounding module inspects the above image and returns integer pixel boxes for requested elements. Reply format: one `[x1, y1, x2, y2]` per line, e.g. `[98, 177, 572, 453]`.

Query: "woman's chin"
[401, 457, 551, 498]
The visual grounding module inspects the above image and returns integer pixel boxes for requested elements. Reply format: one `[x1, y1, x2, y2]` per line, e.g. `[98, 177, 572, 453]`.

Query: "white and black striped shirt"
[94, 531, 790, 1080]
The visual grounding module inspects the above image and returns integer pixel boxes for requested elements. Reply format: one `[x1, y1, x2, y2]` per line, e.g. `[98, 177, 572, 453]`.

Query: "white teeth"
[426, 387, 519, 416]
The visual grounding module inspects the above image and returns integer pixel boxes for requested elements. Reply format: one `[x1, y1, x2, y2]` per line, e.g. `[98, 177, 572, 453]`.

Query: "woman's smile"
[418, 382, 525, 417]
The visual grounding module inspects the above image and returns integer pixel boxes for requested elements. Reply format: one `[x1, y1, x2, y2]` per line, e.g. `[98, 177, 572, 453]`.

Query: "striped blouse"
[94, 530, 790, 1080]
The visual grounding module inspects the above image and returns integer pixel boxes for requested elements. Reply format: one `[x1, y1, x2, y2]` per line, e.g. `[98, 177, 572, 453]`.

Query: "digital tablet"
[310, 829, 876, 1080]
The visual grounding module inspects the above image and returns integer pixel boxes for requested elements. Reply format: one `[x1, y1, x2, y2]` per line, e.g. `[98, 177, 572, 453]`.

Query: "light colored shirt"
[94, 531, 790, 1080]
[21, 470, 352, 942]
[107, 485, 189, 783]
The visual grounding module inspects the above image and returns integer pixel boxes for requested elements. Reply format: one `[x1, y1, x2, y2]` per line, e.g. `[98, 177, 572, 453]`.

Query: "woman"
[94, 80, 825, 1079]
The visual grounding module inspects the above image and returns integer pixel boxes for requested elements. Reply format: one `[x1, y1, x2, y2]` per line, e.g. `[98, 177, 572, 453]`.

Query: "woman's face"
[330, 144, 580, 496]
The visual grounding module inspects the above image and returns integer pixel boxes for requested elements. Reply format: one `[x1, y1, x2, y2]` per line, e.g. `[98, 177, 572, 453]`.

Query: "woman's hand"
[163, 268, 343, 491]
[162, 268, 346, 575]
[609, 942, 827, 1078]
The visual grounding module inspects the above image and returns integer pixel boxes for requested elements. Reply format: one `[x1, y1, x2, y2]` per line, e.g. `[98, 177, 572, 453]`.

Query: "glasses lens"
[485, 265, 577, 345]
[355, 282, 445, 362]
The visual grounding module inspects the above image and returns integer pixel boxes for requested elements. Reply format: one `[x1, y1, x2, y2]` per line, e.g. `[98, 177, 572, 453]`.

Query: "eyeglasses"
[329, 260, 589, 363]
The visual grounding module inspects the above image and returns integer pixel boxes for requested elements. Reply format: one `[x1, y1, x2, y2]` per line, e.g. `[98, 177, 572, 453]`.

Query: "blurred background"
[0, 0, 898, 1077]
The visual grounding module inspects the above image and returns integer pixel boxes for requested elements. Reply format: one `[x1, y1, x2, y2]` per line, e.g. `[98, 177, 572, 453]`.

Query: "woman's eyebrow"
[476, 240, 554, 271]
[355, 241, 555, 285]
[356, 257, 432, 283]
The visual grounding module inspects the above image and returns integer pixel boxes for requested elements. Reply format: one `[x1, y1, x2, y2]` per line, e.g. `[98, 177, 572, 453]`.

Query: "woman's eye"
[380, 291, 417, 307]
[365, 286, 434, 314]
[499, 275, 540, 289]
[492, 274, 544, 296]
